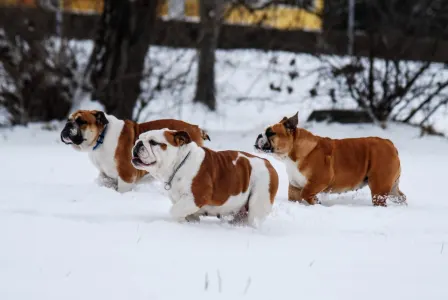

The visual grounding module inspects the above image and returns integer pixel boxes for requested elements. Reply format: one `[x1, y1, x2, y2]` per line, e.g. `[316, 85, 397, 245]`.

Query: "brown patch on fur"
[115, 120, 146, 183]
[265, 160, 279, 204]
[115, 119, 209, 183]
[266, 116, 405, 206]
[191, 149, 253, 207]
[164, 130, 192, 147]
[190, 148, 278, 219]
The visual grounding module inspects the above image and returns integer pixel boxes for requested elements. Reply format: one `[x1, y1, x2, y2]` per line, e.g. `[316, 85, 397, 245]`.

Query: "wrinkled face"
[254, 112, 299, 156]
[131, 129, 192, 175]
[60, 110, 109, 151]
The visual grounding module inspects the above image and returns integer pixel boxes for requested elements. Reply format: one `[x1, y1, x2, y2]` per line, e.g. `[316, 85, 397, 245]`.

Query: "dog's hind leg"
[96, 172, 118, 189]
[389, 178, 407, 205]
[170, 197, 201, 222]
[247, 183, 274, 226]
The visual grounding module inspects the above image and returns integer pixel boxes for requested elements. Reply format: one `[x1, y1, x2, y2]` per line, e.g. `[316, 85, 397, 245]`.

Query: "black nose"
[133, 141, 143, 157]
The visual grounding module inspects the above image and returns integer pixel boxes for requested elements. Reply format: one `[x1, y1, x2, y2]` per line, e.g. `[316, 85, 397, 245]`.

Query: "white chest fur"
[283, 157, 307, 188]
[87, 117, 124, 179]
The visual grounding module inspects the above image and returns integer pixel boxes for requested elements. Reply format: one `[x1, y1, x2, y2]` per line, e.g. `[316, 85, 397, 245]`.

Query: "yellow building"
[0, 0, 323, 31]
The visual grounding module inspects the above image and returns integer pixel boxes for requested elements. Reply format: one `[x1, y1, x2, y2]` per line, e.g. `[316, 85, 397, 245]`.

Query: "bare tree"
[310, 0, 448, 126]
[86, 0, 159, 120]
[193, 0, 225, 111]
[0, 17, 76, 125]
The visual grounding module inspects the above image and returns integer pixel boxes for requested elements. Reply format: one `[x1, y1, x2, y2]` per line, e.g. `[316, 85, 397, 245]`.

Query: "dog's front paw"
[185, 214, 200, 223]
[117, 178, 134, 193]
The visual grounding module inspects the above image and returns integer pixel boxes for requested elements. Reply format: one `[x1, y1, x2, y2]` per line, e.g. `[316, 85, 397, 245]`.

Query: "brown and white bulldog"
[60, 110, 210, 193]
[254, 112, 406, 207]
[131, 129, 279, 225]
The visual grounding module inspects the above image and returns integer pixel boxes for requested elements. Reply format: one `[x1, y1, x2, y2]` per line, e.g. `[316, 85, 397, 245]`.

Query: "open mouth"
[132, 157, 156, 167]
[61, 135, 73, 145]
[254, 145, 274, 154]
[254, 136, 273, 153]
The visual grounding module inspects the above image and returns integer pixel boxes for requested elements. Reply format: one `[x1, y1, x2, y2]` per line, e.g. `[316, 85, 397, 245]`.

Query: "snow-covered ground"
[1, 116, 448, 300]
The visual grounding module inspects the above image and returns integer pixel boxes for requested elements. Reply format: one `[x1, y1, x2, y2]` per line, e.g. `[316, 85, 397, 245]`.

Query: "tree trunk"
[193, 0, 224, 111]
[87, 0, 158, 121]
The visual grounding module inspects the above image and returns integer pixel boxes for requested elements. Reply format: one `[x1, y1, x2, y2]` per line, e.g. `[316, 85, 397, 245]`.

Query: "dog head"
[60, 110, 109, 151]
[131, 129, 193, 175]
[254, 111, 299, 156]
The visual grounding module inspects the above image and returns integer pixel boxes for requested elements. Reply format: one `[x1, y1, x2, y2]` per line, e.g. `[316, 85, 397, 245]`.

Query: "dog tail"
[200, 129, 211, 142]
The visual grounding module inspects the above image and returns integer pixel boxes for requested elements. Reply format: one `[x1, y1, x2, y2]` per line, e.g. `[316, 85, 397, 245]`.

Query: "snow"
[1, 39, 448, 299]
[1, 118, 448, 300]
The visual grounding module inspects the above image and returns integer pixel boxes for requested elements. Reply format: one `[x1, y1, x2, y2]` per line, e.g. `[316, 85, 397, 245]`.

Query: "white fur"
[87, 115, 124, 180]
[282, 156, 307, 188]
[132, 130, 274, 226]
[257, 133, 269, 150]
[70, 113, 130, 193]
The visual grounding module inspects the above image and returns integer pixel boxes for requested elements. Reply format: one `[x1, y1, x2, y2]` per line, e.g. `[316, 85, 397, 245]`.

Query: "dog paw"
[185, 214, 200, 223]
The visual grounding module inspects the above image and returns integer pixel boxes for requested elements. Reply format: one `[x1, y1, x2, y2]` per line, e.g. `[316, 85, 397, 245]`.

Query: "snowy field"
[2, 42, 448, 299]
[1, 117, 448, 300]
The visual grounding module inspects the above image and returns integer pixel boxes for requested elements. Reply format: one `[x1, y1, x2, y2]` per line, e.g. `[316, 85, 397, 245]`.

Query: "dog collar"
[164, 151, 191, 191]
[93, 125, 108, 151]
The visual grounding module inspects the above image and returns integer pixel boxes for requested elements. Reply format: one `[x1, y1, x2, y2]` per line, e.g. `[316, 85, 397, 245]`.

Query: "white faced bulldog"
[131, 129, 279, 226]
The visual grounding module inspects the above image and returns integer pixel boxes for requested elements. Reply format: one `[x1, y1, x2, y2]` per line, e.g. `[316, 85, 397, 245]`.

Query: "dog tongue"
[62, 136, 72, 144]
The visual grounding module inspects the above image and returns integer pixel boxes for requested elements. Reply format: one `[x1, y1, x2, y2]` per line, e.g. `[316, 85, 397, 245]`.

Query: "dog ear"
[283, 111, 299, 131]
[173, 131, 192, 146]
[94, 111, 109, 125]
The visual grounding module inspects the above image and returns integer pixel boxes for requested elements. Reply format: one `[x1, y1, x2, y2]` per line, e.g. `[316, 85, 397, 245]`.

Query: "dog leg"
[230, 206, 249, 225]
[117, 177, 134, 193]
[288, 184, 303, 202]
[368, 176, 395, 207]
[170, 197, 201, 222]
[300, 181, 327, 205]
[185, 214, 201, 223]
[389, 178, 407, 205]
[95, 172, 117, 189]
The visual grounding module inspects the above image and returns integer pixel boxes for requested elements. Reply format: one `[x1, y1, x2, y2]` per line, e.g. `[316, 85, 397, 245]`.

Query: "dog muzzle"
[254, 133, 273, 153]
[132, 141, 156, 167]
[60, 121, 83, 145]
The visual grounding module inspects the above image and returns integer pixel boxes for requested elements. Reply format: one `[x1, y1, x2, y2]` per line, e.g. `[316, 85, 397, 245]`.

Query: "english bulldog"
[131, 129, 279, 225]
[60, 110, 210, 193]
[254, 112, 406, 207]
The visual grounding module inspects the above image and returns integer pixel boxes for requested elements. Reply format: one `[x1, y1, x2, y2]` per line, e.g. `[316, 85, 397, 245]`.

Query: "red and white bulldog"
[60, 110, 209, 193]
[131, 129, 279, 225]
[255, 112, 406, 207]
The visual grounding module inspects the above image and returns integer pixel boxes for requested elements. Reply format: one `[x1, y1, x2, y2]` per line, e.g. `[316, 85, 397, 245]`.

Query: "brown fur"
[190, 149, 278, 211]
[265, 160, 279, 204]
[265, 114, 406, 207]
[71, 110, 209, 185]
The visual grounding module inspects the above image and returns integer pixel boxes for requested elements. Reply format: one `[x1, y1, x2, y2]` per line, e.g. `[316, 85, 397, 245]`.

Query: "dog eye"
[75, 118, 87, 125]
[265, 128, 276, 138]
[149, 140, 159, 146]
